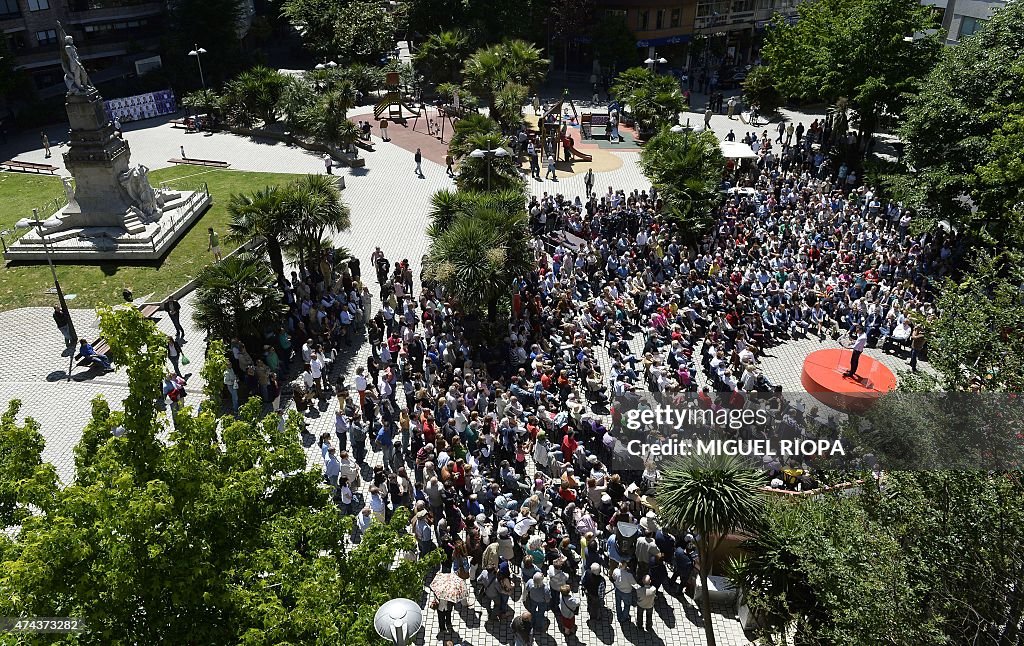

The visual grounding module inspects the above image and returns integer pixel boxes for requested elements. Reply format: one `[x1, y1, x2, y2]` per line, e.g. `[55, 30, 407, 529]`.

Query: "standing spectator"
[636, 575, 656, 630]
[42, 132, 51, 158]
[611, 562, 637, 625]
[584, 168, 594, 197]
[223, 364, 239, 411]
[556, 584, 580, 635]
[163, 297, 186, 338]
[52, 305, 73, 351]
[545, 156, 557, 181]
[510, 610, 534, 646]
[380, 119, 390, 141]
[323, 153, 333, 175]
[910, 325, 926, 372]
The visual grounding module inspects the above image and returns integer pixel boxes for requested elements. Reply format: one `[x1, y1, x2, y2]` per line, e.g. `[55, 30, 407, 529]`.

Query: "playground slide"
[562, 139, 592, 162]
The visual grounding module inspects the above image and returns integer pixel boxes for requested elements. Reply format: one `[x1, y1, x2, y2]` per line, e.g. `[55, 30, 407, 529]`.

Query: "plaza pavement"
[0, 101, 860, 646]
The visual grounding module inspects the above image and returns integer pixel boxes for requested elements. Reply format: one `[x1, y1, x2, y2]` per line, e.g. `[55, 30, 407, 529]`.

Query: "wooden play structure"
[539, 92, 591, 163]
[373, 71, 419, 122]
[581, 112, 610, 139]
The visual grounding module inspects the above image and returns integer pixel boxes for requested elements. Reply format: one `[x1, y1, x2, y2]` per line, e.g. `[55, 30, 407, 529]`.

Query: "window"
[27, 0, 50, 10]
[671, 8, 681, 27]
[656, 9, 665, 29]
[958, 16, 983, 39]
[36, 29, 58, 45]
[0, 0, 18, 17]
[637, 10, 650, 30]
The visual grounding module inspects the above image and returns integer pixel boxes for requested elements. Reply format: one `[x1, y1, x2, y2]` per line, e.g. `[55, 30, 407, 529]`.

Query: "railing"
[149, 181, 210, 252]
[7, 192, 69, 244]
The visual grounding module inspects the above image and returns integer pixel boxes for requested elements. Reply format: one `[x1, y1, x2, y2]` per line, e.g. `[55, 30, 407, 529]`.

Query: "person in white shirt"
[635, 575, 657, 630]
[843, 325, 868, 378]
[611, 564, 637, 624]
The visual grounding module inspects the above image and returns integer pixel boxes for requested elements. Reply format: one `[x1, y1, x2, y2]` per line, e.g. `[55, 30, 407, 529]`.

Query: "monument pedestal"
[4, 81, 212, 263]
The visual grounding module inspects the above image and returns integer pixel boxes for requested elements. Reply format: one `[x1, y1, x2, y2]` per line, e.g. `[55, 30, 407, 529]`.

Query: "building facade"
[1, 0, 166, 97]
[922, 0, 1005, 44]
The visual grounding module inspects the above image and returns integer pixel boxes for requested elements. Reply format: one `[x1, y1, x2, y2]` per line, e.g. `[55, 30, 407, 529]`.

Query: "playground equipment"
[373, 71, 420, 122]
[561, 131, 591, 162]
[538, 91, 581, 162]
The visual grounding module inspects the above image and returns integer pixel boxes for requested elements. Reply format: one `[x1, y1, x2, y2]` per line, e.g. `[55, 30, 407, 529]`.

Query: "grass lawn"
[0, 166, 305, 311]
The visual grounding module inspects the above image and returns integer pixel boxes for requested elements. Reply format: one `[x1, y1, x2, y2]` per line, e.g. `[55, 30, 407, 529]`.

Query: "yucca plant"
[657, 452, 765, 646]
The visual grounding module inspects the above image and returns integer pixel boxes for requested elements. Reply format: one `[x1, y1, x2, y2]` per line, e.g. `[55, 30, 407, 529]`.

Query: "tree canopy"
[758, 0, 941, 136]
[897, 1, 1024, 242]
[639, 126, 724, 236]
[0, 309, 438, 644]
[281, 0, 398, 64]
[611, 67, 686, 136]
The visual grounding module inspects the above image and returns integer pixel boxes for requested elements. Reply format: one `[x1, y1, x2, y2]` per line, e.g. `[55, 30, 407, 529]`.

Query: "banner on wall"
[103, 89, 177, 124]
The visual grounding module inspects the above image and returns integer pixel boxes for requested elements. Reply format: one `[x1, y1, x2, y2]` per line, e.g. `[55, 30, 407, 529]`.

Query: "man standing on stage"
[843, 325, 868, 378]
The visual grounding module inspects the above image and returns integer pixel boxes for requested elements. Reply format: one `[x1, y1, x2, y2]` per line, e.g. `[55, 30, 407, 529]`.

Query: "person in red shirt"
[561, 430, 579, 459]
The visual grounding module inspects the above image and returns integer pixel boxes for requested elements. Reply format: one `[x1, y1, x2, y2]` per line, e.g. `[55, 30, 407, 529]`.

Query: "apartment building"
[922, 0, 1005, 44]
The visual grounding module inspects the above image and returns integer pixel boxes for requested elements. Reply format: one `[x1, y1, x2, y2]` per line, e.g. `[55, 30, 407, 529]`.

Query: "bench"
[170, 118, 191, 130]
[138, 303, 161, 319]
[168, 157, 230, 168]
[352, 138, 375, 152]
[2, 159, 59, 174]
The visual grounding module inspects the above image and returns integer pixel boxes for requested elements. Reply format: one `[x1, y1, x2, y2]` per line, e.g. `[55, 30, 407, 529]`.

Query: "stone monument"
[4, 22, 211, 262]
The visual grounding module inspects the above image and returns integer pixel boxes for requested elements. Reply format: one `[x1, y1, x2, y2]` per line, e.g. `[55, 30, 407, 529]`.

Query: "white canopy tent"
[720, 140, 759, 159]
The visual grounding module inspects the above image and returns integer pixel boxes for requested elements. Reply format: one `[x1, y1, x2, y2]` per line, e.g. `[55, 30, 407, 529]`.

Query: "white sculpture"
[62, 176, 76, 204]
[119, 165, 164, 220]
[59, 25, 92, 95]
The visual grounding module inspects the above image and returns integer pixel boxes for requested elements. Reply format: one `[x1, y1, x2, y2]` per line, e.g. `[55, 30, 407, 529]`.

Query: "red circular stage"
[801, 349, 897, 413]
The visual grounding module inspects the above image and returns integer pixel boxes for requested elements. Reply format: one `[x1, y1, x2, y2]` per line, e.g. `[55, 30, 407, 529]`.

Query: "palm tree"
[281, 174, 351, 279]
[656, 453, 765, 646]
[639, 127, 725, 236]
[612, 66, 685, 136]
[414, 30, 470, 85]
[226, 186, 289, 285]
[193, 252, 288, 343]
[424, 207, 531, 321]
[427, 188, 527, 237]
[182, 89, 221, 125]
[462, 40, 548, 130]
[448, 114, 500, 159]
[455, 134, 524, 193]
[223, 66, 290, 126]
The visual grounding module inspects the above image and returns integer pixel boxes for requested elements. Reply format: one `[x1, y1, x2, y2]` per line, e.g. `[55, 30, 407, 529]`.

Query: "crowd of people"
[181, 105, 960, 643]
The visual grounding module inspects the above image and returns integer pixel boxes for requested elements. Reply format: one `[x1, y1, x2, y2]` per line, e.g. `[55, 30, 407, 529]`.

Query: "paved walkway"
[0, 100, 842, 646]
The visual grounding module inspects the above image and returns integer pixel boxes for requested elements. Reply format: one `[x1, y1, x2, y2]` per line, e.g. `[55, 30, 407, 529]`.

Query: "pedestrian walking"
[414, 148, 423, 177]
[445, 153, 454, 177]
[163, 297, 185, 338]
[704, 106, 713, 130]
[777, 121, 786, 143]
[323, 153, 333, 175]
[41, 132, 51, 158]
[380, 119, 390, 141]
[727, 96, 736, 119]
[545, 155, 557, 181]
[207, 227, 222, 262]
[584, 167, 594, 197]
[167, 335, 184, 376]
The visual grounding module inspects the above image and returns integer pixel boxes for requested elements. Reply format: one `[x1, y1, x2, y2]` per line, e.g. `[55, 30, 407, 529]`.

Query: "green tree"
[657, 453, 764, 646]
[462, 41, 548, 130]
[897, 2, 1024, 241]
[427, 188, 525, 236]
[926, 250, 1024, 391]
[740, 66, 782, 114]
[592, 14, 638, 74]
[448, 113, 501, 159]
[0, 308, 440, 644]
[454, 134, 524, 193]
[223, 66, 291, 126]
[760, 0, 941, 140]
[227, 186, 289, 284]
[414, 30, 471, 85]
[193, 252, 288, 342]
[611, 66, 685, 136]
[424, 197, 531, 320]
[282, 0, 397, 64]
[640, 126, 724, 236]
[280, 174, 351, 279]
[0, 401, 58, 527]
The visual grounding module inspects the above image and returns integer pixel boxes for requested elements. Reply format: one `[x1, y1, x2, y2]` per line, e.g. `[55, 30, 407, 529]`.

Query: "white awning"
[720, 140, 758, 159]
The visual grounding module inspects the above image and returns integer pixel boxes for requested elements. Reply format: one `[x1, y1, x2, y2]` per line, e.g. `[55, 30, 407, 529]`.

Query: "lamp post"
[374, 599, 423, 646]
[0, 228, 10, 253]
[644, 54, 668, 72]
[314, 59, 338, 70]
[16, 209, 77, 378]
[188, 44, 207, 89]
[469, 145, 509, 191]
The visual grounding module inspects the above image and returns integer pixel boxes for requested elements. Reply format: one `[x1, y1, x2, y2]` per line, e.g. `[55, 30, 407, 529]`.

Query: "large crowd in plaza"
[184, 110, 960, 644]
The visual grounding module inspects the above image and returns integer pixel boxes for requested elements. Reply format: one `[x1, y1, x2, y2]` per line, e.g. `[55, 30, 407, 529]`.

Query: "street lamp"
[644, 55, 668, 71]
[0, 228, 10, 253]
[16, 209, 77, 377]
[314, 60, 338, 70]
[374, 599, 422, 646]
[469, 145, 509, 191]
[188, 45, 207, 89]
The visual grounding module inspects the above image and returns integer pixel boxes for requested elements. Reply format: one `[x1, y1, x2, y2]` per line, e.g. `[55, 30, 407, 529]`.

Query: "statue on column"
[58, 22, 93, 95]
